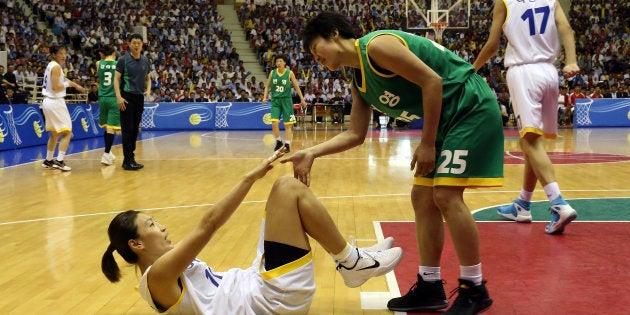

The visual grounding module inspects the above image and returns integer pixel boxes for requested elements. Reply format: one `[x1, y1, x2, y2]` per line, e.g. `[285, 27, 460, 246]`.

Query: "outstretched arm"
[147, 149, 285, 308]
[281, 87, 370, 186]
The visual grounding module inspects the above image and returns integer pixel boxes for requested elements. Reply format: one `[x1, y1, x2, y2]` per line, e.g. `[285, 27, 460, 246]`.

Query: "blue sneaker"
[545, 204, 577, 234]
[497, 199, 532, 223]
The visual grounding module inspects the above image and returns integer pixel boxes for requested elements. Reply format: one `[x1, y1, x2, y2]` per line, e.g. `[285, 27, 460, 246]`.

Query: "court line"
[2, 193, 630, 226]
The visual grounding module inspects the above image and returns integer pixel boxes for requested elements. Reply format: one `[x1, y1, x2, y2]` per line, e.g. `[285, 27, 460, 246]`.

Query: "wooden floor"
[1, 125, 629, 314]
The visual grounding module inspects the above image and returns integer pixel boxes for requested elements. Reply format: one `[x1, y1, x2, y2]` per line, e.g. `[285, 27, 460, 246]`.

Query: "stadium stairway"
[216, 4, 267, 82]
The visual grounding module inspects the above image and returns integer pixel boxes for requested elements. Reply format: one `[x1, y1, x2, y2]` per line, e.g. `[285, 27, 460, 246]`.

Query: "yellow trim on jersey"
[164, 279, 187, 313]
[259, 251, 312, 280]
[353, 39, 367, 93]
[414, 176, 504, 187]
[519, 127, 557, 139]
[45, 127, 72, 133]
[276, 68, 287, 77]
[365, 33, 408, 79]
[98, 124, 122, 130]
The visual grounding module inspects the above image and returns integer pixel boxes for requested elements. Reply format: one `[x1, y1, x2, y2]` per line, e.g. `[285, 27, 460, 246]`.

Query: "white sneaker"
[108, 152, 116, 160]
[545, 204, 578, 234]
[337, 247, 403, 288]
[52, 159, 71, 171]
[101, 153, 113, 166]
[362, 236, 394, 252]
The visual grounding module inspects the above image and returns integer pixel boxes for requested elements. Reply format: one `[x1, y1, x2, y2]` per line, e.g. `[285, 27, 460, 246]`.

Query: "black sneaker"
[284, 143, 290, 153]
[387, 274, 448, 312]
[444, 279, 493, 315]
[274, 140, 283, 151]
[52, 159, 72, 171]
[42, 159, 55, 169]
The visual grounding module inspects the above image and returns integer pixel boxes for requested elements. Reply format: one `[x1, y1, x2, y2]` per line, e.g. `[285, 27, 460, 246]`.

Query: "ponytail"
[101, 244, 121, 283]
[101, 210, 141, 283]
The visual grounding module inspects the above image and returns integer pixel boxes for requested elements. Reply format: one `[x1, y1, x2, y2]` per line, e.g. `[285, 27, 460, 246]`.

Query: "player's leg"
[42, 130, 59, 168]
[51, 102, 73, 171]
[499, 64, 546, 221]
[387, 184, 448, 312]
[280, 98, 295, 152]
[270, 101, 283, 150]
[440, 75, 499, 314]
[264, 176, 401, 288]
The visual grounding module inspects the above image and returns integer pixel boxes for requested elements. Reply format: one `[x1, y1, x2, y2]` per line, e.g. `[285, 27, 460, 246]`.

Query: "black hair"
[49, 45, 66, 55]
[100, 45, 115, 56]
[101, 210, 140, 283]
[302, 12, 355, 56]
[274, 54, 286, 63]
[127, 33, 143, 42]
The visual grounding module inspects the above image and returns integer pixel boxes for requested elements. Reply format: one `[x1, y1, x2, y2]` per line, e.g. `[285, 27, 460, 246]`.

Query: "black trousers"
[120, 91, 144, 163]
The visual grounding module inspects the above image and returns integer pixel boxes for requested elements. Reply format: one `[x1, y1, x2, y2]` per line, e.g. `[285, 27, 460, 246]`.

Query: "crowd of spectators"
[0, 0, 628, 127]
[239, 0, 629, 125]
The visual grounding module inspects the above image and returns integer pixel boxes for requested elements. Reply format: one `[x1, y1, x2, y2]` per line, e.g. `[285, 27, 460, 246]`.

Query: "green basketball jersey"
[270, 68, 292, 99]
[98, 60, 117, 98]
[353, 30, 476, 122]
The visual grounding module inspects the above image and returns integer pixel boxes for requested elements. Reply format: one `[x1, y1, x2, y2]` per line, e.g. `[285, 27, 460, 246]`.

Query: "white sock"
[46, 151, 54, 160]
[460, 263, 483, 286]
[332, 243, 358, 266]
[57, 151, 66, 161]
[419, 266, 441, 282]
[285, 140, 291, 144]
[543, 182, 561, 202]
[276, 137, 282, 141]
[518, 189, 534, 202]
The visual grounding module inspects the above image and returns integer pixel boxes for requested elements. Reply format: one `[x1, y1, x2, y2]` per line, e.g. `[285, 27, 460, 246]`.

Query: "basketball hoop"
[430, 22, 448, 42]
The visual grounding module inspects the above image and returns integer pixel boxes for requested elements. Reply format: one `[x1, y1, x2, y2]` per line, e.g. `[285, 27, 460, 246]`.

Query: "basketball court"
[1, 124, 629, 314]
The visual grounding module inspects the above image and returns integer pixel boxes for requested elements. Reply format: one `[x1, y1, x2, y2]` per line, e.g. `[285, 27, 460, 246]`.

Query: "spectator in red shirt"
[589, 85, 604, 98]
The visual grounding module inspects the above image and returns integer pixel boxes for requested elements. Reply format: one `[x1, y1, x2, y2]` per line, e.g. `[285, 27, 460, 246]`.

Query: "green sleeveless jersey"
[353, 30, 476, 122]
[98, 60, 117, 98]
[270, 68, 292, 99]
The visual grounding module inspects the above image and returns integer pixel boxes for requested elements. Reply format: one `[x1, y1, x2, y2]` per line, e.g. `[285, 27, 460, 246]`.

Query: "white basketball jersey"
[503, 0, 560, 67]
[42, 61, 66, 98]
[138, 255, 315, 314]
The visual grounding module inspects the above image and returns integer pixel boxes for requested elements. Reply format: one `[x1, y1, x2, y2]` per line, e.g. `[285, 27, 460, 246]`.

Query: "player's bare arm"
[367, 35, 440, 176]
[473, 0, 506, 71]
[555, 2, 579, 77]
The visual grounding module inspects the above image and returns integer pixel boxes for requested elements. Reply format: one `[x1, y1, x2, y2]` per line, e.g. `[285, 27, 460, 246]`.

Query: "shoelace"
[448, 286, 472, 309]
[336, 248, 389, 270]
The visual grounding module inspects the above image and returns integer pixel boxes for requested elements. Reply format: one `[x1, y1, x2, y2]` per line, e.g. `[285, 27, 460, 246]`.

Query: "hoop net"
[430, 22, 448, 42]
[574, 99, 593, 126]
[141, 103, 160, 128]
[215, 103, 232, 128]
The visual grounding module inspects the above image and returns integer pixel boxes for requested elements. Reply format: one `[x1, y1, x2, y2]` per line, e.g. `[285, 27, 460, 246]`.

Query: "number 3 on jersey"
[437, 150, 468, 174]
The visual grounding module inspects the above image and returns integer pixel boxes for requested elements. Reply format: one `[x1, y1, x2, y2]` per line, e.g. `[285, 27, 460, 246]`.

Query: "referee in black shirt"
[114, 33, 151, 171]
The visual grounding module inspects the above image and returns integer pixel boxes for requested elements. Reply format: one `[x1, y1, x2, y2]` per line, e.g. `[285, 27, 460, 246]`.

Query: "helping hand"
[280, 150, 314, 186]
